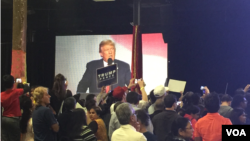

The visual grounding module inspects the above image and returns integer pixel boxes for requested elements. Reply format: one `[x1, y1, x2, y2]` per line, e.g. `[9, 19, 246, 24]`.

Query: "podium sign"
[96, 64, 118, 88]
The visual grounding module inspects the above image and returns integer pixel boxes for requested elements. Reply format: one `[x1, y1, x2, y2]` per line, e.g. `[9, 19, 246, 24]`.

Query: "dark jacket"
[77, 59, 131, 94]
[152, 110, 181, 141]
[58, 111, 73, 140]
[150, 110, 163, 120]
[165, 136, 189, 141]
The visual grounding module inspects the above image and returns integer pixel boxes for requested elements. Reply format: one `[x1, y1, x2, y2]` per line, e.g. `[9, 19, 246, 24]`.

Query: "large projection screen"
[55, 33, 167, 94]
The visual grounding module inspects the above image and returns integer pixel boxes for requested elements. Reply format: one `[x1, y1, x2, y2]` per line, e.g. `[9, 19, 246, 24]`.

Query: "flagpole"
[131, 0, 142, 93]
[133, 0, 140, 26]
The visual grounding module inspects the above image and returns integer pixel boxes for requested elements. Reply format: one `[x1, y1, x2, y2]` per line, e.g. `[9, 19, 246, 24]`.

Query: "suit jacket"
[77, 59, 131, 94]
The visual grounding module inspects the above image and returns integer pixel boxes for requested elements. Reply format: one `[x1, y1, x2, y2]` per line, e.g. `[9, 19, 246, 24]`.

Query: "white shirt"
[148, 104, 155, 115]
[111, 124, 146, 141]
[109, 102, 153, 138]
[75, 102, 87, 114]
[103, 60, 114, 67]
[110, 103, 115, 114]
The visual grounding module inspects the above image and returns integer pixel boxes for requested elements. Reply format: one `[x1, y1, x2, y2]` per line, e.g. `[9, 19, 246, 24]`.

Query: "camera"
[16, 78, 22, 83]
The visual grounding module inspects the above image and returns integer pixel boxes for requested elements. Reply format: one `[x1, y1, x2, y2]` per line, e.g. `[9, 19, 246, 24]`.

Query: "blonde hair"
[99, 40, 115, 53]
[33, 87, 48, 105]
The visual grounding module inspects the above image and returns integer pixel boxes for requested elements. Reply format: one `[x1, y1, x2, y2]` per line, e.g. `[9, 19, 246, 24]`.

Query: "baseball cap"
[113, 86, 126, 101]
[154, 85, 166, 98]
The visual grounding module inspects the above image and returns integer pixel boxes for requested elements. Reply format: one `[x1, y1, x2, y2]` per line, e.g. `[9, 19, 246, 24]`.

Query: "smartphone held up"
[16, 78, 22, 83]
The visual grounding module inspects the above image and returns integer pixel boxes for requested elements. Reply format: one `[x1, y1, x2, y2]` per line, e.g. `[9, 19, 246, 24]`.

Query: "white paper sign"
[168, 79, 186, 93]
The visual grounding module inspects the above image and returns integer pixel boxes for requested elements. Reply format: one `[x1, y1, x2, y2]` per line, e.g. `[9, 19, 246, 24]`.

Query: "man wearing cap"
[77, 40, 131, 94]
[109, 86, 128, 114]
[148, 85, 168, 115]
[109, 79, 154, 139]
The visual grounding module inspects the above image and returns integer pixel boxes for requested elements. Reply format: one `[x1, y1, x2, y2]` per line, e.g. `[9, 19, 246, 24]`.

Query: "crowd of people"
[1, 74, 250, 141]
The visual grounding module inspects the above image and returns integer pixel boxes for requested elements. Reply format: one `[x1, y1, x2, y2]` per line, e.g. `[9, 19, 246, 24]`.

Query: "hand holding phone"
[200, 86, 205, 93]
[200, 86, 205, 90]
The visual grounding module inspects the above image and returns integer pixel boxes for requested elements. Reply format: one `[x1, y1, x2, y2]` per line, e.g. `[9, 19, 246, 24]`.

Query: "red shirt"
[184, 114, 197, 140]
[1, 89, 24, 117]
[194, 113, 232, 141]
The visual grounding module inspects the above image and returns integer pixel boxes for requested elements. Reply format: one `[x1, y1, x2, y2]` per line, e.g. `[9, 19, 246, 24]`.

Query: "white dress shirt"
[109, 102, 153, 138]
[111, 124, 147, 141]
[110, 103, 115, 114]
[148, 103, 155, 115]
[103, 60, 114, 67]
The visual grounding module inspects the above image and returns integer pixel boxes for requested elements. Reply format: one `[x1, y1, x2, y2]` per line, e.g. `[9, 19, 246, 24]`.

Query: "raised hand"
[137, 78, 145, 88]
[244, 84, 250, 93]
[128, 78, 137, 89]
[101, 86, 106, 94]
[204, 86, 210, 95]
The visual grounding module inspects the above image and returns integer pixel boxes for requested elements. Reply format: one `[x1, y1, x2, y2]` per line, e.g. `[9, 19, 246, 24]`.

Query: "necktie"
[106, 85, 110, 93]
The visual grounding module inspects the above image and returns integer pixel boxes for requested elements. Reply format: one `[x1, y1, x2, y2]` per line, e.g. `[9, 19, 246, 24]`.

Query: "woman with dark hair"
[136, 109, 157, 141]
[86, 94, 97, 103]
[182, 92, 200, 109]
[49, 74, 72, 118]
[61, 108, 96, 141]
[180, 105, 200, 140]
[229, 108, 247, 125]
[85, 99, 97, 125]
[165, 117, 194, 141]
[20, 96, 34, 141]
[88, 106, 108, 141]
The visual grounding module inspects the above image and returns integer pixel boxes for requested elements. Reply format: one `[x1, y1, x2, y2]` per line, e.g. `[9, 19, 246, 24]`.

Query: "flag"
[131, 25, 143, 93]
[11, 0, 27, 82]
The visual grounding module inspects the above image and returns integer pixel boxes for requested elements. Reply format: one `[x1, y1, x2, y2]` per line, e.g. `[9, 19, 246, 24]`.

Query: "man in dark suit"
[77, 39, 131, 94]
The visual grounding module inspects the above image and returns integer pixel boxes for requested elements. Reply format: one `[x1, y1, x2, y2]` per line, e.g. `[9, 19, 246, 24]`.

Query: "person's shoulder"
[143, 131, 155, 137]
[1, 91, 5, 95]
[137, 132, 147, 140]
[37, 106, 51, 113]
[114, 59, 129, 66]
[152, 110, 165, 121]
[87, 59, 102, 65]
[112, 127, 121, 135]
[33, 106, 48, 116]
[228, 106, 233, 111]
[96, 118, 105, 124]
[111, 112, 117, 118]
[15, 88, 24, 93]
[144, 132, 157, 141]
[195, 115, 207, 125]
[82, 125, 93, 132]
[219, 115, 232, 123]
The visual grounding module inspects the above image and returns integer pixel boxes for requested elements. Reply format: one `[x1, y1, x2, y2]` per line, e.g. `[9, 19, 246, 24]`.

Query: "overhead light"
[93, 0, 115, 2]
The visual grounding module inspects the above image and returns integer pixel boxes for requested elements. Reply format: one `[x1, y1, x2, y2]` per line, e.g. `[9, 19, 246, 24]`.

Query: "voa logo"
[226, 129, 246, 136]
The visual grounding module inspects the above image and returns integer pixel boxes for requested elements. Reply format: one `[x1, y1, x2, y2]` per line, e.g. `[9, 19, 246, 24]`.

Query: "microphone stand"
[107, 58, 113, 93]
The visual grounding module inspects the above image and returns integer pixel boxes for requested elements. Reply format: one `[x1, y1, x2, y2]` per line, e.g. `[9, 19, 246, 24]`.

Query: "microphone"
[108, 58, 113, 66]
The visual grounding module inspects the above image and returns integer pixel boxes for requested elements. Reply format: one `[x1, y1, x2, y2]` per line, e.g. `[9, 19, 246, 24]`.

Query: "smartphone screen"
[135, 79, 137, 83]
[16, 78, 22, 83]
[200, 86, 204, 90]
[177, 101, 181, 106]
